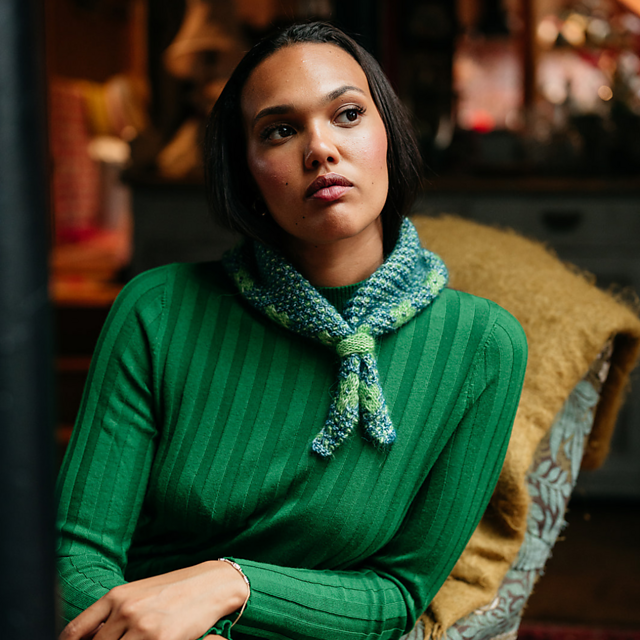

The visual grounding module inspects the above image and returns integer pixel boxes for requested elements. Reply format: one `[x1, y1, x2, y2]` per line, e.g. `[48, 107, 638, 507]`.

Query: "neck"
[285, 218, 384, 288]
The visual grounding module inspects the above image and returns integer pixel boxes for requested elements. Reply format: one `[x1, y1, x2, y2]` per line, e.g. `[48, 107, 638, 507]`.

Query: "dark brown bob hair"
[204, 21, 422, 254]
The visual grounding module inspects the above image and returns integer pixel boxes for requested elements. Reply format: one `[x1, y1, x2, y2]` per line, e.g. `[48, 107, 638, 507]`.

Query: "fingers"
[59, 598, 112, 639]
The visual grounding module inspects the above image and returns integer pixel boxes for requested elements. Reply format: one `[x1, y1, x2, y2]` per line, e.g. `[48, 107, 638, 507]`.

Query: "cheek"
[247, 150, 296, 203]
[350, 124, 388, 179]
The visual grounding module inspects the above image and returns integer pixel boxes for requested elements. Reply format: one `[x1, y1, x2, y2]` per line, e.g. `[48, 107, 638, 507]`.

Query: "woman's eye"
[263, 124, 295, 141]
[336, 107, 364, 124]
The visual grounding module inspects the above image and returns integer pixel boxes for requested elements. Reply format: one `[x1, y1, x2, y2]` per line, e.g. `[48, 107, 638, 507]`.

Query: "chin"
[294, 216, 382, 248]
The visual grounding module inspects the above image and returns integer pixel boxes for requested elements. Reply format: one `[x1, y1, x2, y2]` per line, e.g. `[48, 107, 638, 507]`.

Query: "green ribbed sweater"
[56, 261, 527, 640]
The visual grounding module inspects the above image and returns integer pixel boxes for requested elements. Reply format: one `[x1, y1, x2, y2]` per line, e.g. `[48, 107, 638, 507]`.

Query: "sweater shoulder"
[127, 261, 232, 293]
[438, 287, 526, 344]
[446, 288, 528, 385]
[102, 262, 234, 345]
[115, 261, 233, 310]
[425, 287, 528, 373]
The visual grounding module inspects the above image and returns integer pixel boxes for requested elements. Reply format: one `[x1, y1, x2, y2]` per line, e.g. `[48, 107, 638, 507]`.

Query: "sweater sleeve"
[229, 307, 527, 640]
[56, 268, 237, 639]
[56, 269, 166, 623]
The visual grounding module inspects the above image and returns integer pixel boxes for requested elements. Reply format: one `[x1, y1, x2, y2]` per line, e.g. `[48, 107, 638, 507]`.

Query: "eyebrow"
[252, 85, 366, 126]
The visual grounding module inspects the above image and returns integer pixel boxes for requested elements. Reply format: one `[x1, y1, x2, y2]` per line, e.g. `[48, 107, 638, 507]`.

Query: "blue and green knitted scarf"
[222, 218, 448, 457]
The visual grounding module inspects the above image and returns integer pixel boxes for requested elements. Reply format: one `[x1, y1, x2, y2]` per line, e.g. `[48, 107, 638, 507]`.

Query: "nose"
[304, 124, 339, 170]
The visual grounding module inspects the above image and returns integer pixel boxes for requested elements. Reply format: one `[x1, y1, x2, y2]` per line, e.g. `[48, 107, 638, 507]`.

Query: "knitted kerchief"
[222, 218, 448, 457]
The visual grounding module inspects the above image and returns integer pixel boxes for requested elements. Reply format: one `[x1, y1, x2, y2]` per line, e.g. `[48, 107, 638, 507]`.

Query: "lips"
[305, 173, 353, 201]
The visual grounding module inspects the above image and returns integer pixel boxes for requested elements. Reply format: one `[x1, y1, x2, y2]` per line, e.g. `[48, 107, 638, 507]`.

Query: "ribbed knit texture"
[222, 219, 449, 457]
[319, 282, 362, 314]
[56, 261, 527, 640]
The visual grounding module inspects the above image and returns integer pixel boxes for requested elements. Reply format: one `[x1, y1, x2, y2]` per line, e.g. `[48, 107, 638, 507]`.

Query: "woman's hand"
[59, 560, 248, 640]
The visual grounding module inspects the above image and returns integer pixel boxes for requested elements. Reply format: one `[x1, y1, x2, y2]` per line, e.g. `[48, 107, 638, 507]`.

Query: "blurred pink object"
[49, 79, 100, 243]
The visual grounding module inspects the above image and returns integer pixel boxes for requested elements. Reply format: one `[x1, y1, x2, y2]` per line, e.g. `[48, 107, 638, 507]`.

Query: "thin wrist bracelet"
[218, 558, 251, 627]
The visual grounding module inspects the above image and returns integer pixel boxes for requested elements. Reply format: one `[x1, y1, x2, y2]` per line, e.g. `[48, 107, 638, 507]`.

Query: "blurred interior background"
[45, 0, 639, 634]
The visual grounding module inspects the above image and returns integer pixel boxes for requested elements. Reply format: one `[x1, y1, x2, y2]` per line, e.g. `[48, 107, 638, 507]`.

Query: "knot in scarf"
[336, 328, 375, 358]
[222, 218, 448, 457]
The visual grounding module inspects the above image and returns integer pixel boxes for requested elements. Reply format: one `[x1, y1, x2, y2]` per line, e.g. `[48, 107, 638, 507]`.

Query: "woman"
[57, 22, 527, 640]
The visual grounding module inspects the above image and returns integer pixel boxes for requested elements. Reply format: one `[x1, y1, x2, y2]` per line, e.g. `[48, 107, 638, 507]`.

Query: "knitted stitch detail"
[337, 328, 376, 358]
[222, 218, 449, 457]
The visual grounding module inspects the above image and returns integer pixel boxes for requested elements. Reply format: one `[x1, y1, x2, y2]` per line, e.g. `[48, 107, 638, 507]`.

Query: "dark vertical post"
[0, 0, 56, 638]
[521, 0, 536, 117]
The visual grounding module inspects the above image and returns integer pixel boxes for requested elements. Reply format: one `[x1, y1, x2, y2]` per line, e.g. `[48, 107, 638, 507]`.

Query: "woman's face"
[241, 43, 389, 250]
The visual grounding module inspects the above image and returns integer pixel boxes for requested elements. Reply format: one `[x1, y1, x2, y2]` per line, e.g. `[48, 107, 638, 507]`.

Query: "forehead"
[241, 43, 370, 115]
